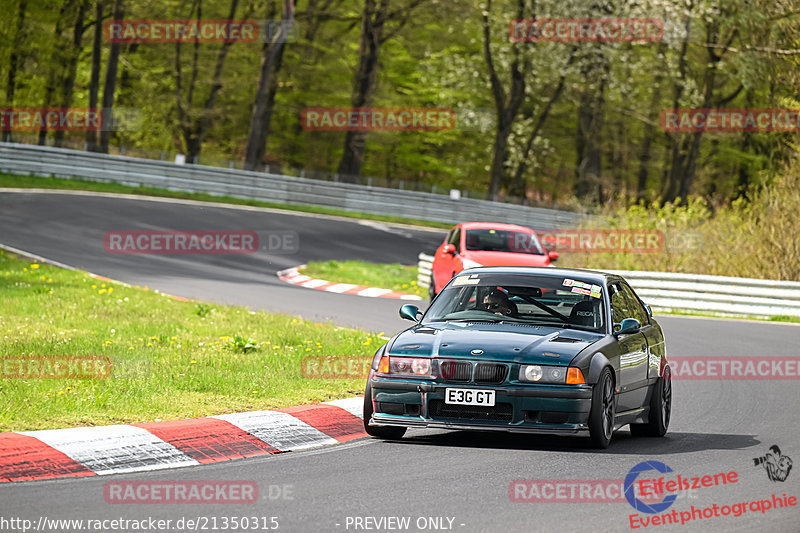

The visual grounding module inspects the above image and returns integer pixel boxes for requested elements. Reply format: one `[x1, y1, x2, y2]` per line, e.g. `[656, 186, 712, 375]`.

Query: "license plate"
[445, 388, 495, 406]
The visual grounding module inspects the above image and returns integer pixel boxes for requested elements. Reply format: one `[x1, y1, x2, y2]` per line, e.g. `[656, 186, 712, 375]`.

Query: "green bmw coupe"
[363, 267, 672, 449]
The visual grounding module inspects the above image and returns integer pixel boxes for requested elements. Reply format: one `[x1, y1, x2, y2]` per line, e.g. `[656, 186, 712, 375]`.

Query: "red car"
[429, 222, 558, 298]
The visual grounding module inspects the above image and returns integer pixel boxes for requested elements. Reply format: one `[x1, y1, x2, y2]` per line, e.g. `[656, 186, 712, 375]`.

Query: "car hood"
[388, 323, 603, 365]
[463, 250, 550, 266]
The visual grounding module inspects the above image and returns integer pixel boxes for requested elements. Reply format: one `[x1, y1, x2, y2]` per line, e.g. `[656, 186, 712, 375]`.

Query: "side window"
[449, 228, 462, 253]
[620, 283, 649, 325]
[609, 283, 632, 326]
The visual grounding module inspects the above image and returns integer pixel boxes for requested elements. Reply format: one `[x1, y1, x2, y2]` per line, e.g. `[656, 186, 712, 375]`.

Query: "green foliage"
[226, 334, 258, 354]
[0, 0, 798, 203]
[194, 303, 213, 317]
[559, 154, 800, 280]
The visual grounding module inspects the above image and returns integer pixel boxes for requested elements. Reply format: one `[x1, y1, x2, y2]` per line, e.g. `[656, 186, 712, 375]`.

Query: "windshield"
[424, 273, 606, 333]
[464, 229, 545, 255]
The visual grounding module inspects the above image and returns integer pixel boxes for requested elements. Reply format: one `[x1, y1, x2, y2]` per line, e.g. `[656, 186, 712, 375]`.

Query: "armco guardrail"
[0, 143, 580, 228]
[416, 253, 800, 318]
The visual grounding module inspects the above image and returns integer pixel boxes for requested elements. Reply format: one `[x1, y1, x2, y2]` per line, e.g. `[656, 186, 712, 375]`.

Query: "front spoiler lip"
[369, 378, 593, 399]
[370, 415, 589, 436]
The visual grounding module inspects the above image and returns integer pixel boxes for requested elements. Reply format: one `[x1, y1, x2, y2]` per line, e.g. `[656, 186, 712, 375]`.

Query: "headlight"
[519, 364, 566, 384]
[379, 356, 432, 377]
[461, 258, 483, 270]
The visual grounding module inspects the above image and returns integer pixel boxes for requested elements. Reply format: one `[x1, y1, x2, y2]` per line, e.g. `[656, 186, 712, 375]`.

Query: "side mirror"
[443, 243, 457, 255]
[615, 318, 641, 335]
[399, 304, 422, 322]
[548, 251, 559, 262]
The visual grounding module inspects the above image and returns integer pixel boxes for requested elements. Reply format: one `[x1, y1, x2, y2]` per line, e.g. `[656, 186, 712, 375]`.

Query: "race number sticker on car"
[564, 279, 602, 298]
[452, 277, 480, 286]
[445, 388, 496, 406]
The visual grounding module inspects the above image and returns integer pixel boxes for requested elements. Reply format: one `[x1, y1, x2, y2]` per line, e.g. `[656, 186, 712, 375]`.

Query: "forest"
[1, 0, 798, 207]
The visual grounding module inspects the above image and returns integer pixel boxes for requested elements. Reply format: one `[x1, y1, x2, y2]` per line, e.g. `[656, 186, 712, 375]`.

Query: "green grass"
[301, 260, 425, 298]
[0, 171, 453, 229]
[0, 251, 384, 432]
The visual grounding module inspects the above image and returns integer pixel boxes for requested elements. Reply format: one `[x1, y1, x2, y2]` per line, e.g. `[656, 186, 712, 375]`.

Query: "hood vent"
[550, 336, 584, 343]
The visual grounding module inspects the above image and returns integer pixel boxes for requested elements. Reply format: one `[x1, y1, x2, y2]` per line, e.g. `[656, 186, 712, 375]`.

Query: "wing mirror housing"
[399, 304, 422, 322]
[548, 251, 559, 262]
[614, 318, 641, 336]
[443, 243, 457, 255]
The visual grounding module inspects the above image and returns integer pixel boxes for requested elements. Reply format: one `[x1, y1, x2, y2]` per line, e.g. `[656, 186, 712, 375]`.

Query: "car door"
[625, 284, 664, 382]
[433, 226, 460, 291]
[608, 282, 649, 412]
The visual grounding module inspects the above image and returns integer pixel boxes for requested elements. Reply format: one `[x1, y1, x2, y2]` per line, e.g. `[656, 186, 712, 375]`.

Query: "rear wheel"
[363, 383, 407, 439]
[588, 368, 615, 449]
[630, 367, 671, 437]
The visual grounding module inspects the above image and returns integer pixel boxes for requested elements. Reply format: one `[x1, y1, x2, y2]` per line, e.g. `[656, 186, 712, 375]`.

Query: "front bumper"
[369, 378, 593, 436]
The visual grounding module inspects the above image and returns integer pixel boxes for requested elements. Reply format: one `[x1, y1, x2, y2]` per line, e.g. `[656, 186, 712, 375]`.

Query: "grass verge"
[0, 171, 452, 229]
[300, 260, 425, 298]
[0, 251, 383, 432]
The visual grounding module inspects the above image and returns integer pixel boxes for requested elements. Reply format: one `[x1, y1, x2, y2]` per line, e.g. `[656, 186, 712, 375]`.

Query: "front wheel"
[588, 368, 615, 449]
[630, 367, 671, 437]
[363, 383, 407, 439]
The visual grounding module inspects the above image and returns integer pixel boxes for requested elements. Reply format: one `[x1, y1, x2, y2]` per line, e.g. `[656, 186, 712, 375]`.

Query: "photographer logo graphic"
[753, 445, 793, 482]
[624, 461, 677, 514]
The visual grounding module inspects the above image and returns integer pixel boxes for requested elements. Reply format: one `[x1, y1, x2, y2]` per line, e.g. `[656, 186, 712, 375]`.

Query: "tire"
[629, 366, 671, 437]
[588, 367, 615, 449]
[363, 383, 407, 439]
[428, 273, 437, 301]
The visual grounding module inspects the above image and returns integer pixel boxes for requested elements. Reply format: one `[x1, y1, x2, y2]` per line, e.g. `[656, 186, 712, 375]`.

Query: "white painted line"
[21, 425, 199, 475]
[325, 283, 359, 293]
[325, 397, 364, 420]
[358, 287, 392, 297]
[290, 275, 311, 283]
[300, 278, 330, 288]
[213, 411, 337, 451]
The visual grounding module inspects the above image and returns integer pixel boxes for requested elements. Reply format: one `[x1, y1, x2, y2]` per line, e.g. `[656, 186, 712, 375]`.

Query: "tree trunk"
[97, 0, 124, 153]
[335, 0, 387, 179]
[38, 0, 76, 146]
[176, 0, 248, 163]
[55, 0, 90, 147]
[243, 0, 297, 171]
[509, 49, 574, 199]
[635, 43, 667, 203]
[574, 51, 608, 203]
[2, 0, 28, 143]
[85, 0, 103, 152]
[484, 0, 527, 201]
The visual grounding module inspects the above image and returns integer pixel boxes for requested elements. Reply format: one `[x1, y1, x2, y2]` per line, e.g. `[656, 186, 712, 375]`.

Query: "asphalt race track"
[1, 190, 799, 533]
